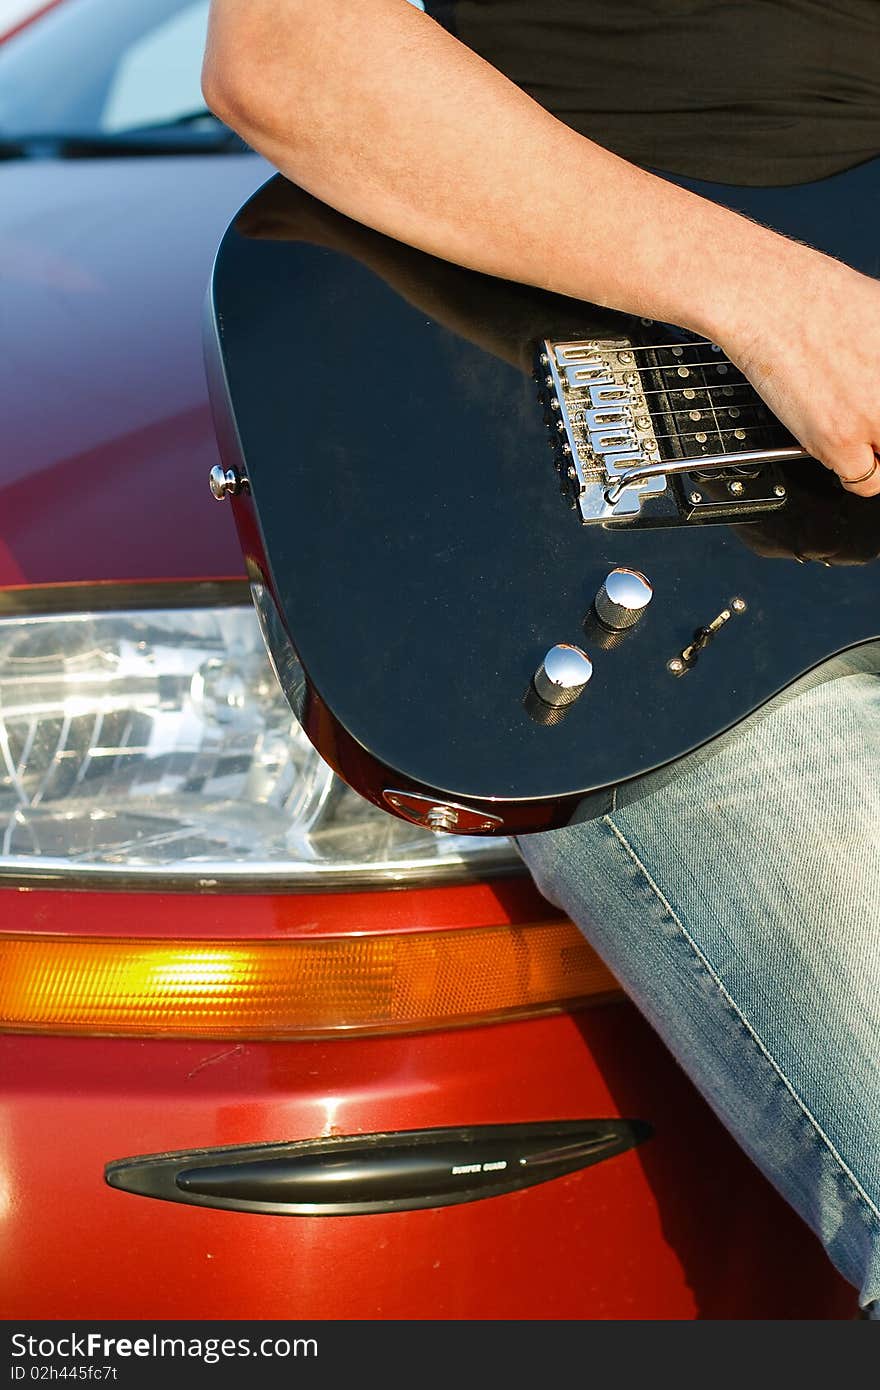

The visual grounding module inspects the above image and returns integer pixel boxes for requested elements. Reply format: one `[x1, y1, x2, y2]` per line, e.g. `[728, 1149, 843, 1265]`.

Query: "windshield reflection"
[0, 0, 211, 139]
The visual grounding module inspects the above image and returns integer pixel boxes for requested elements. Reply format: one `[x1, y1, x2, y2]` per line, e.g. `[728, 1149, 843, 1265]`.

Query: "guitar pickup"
[680, 466, 788, 516]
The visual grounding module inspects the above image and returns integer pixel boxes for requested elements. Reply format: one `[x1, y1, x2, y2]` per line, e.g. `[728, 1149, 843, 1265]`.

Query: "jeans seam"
[602, 811, 880, 1231]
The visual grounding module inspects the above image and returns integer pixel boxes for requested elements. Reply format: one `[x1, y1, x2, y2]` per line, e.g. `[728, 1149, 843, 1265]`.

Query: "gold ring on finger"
[840, 458, 879, 487]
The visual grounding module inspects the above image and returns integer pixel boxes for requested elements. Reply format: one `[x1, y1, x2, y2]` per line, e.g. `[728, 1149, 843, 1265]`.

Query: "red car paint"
[0, 879, 855, 1319]
[0, 1, 65, 45]
[0, 107, 853, 1318]
[0, 156, 266, 590]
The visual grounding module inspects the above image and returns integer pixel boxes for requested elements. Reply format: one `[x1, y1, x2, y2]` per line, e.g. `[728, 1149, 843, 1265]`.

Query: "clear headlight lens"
[0, 605, 519, 887]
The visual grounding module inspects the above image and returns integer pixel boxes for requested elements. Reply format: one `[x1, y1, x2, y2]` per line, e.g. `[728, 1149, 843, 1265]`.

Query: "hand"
[720, 243, 880, 498]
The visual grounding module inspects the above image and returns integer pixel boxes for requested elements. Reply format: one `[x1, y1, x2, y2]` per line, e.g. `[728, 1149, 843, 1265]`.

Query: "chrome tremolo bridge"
[539, 336, 807, 526]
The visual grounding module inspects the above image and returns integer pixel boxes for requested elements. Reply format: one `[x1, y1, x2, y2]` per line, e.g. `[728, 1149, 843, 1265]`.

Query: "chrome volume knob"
[595, 568, 653, 631]
[533, 644, 593, 707]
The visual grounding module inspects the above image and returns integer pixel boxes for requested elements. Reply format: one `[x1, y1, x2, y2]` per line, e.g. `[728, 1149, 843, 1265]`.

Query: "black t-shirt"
[424, 0, 880, 185]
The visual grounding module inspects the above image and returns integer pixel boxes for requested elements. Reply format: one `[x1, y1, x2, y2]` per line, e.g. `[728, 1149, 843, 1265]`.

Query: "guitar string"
[559, 360, 739, 376]
[553, 352, 791, 442]
[569, 396, 789, 437]
[574, 381, 781, 416]
[626, 342, 722, 355]
[579, 403, 791, 442]
[553, 339, 721, 354]
[701, 363, 726, 441]
[647, 424, 788, 442]
[639, 382, 788, 439]
[635, 381, 756, 398]
[634, 357, 741, 373]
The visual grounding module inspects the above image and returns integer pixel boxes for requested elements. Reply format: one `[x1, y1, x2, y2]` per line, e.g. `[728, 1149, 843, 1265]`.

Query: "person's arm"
[202, 0, 880, 496]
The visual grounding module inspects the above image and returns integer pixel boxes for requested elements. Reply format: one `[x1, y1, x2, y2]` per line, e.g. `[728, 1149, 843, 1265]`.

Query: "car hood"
[0, 153, 270, 590]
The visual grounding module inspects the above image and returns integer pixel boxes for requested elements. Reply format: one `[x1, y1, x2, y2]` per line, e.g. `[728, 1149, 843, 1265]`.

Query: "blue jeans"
[516, 673, 880, 1315]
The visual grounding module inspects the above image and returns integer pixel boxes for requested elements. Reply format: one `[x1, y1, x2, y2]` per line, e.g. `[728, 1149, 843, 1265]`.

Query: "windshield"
[0, 0, 213, 137]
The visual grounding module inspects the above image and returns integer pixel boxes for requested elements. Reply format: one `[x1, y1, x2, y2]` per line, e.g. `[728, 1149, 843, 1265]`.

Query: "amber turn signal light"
[0, 923, 620, 1039]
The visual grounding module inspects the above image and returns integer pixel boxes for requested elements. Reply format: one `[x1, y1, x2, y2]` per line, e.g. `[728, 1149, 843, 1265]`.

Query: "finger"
[834, 450, 880, 498]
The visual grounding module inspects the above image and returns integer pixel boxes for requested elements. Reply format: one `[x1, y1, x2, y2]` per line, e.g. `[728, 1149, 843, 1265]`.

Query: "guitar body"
[205, 164, 880, 835]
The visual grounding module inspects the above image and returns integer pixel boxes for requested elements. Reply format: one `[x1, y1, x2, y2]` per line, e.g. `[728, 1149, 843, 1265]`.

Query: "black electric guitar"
[204, 168, 880, 836]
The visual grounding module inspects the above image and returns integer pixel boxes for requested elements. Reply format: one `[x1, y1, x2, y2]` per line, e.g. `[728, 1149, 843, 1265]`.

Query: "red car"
[0, 0, 854, 1320]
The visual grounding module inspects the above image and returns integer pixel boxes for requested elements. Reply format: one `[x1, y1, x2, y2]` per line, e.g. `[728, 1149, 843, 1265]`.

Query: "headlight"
[0, 600, 519, 888]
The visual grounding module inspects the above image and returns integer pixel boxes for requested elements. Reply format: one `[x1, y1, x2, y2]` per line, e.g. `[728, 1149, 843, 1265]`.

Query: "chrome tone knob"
[533, 644, 593, 707]
[209, 465, 245, 501]
[594, 568, 653, 631]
